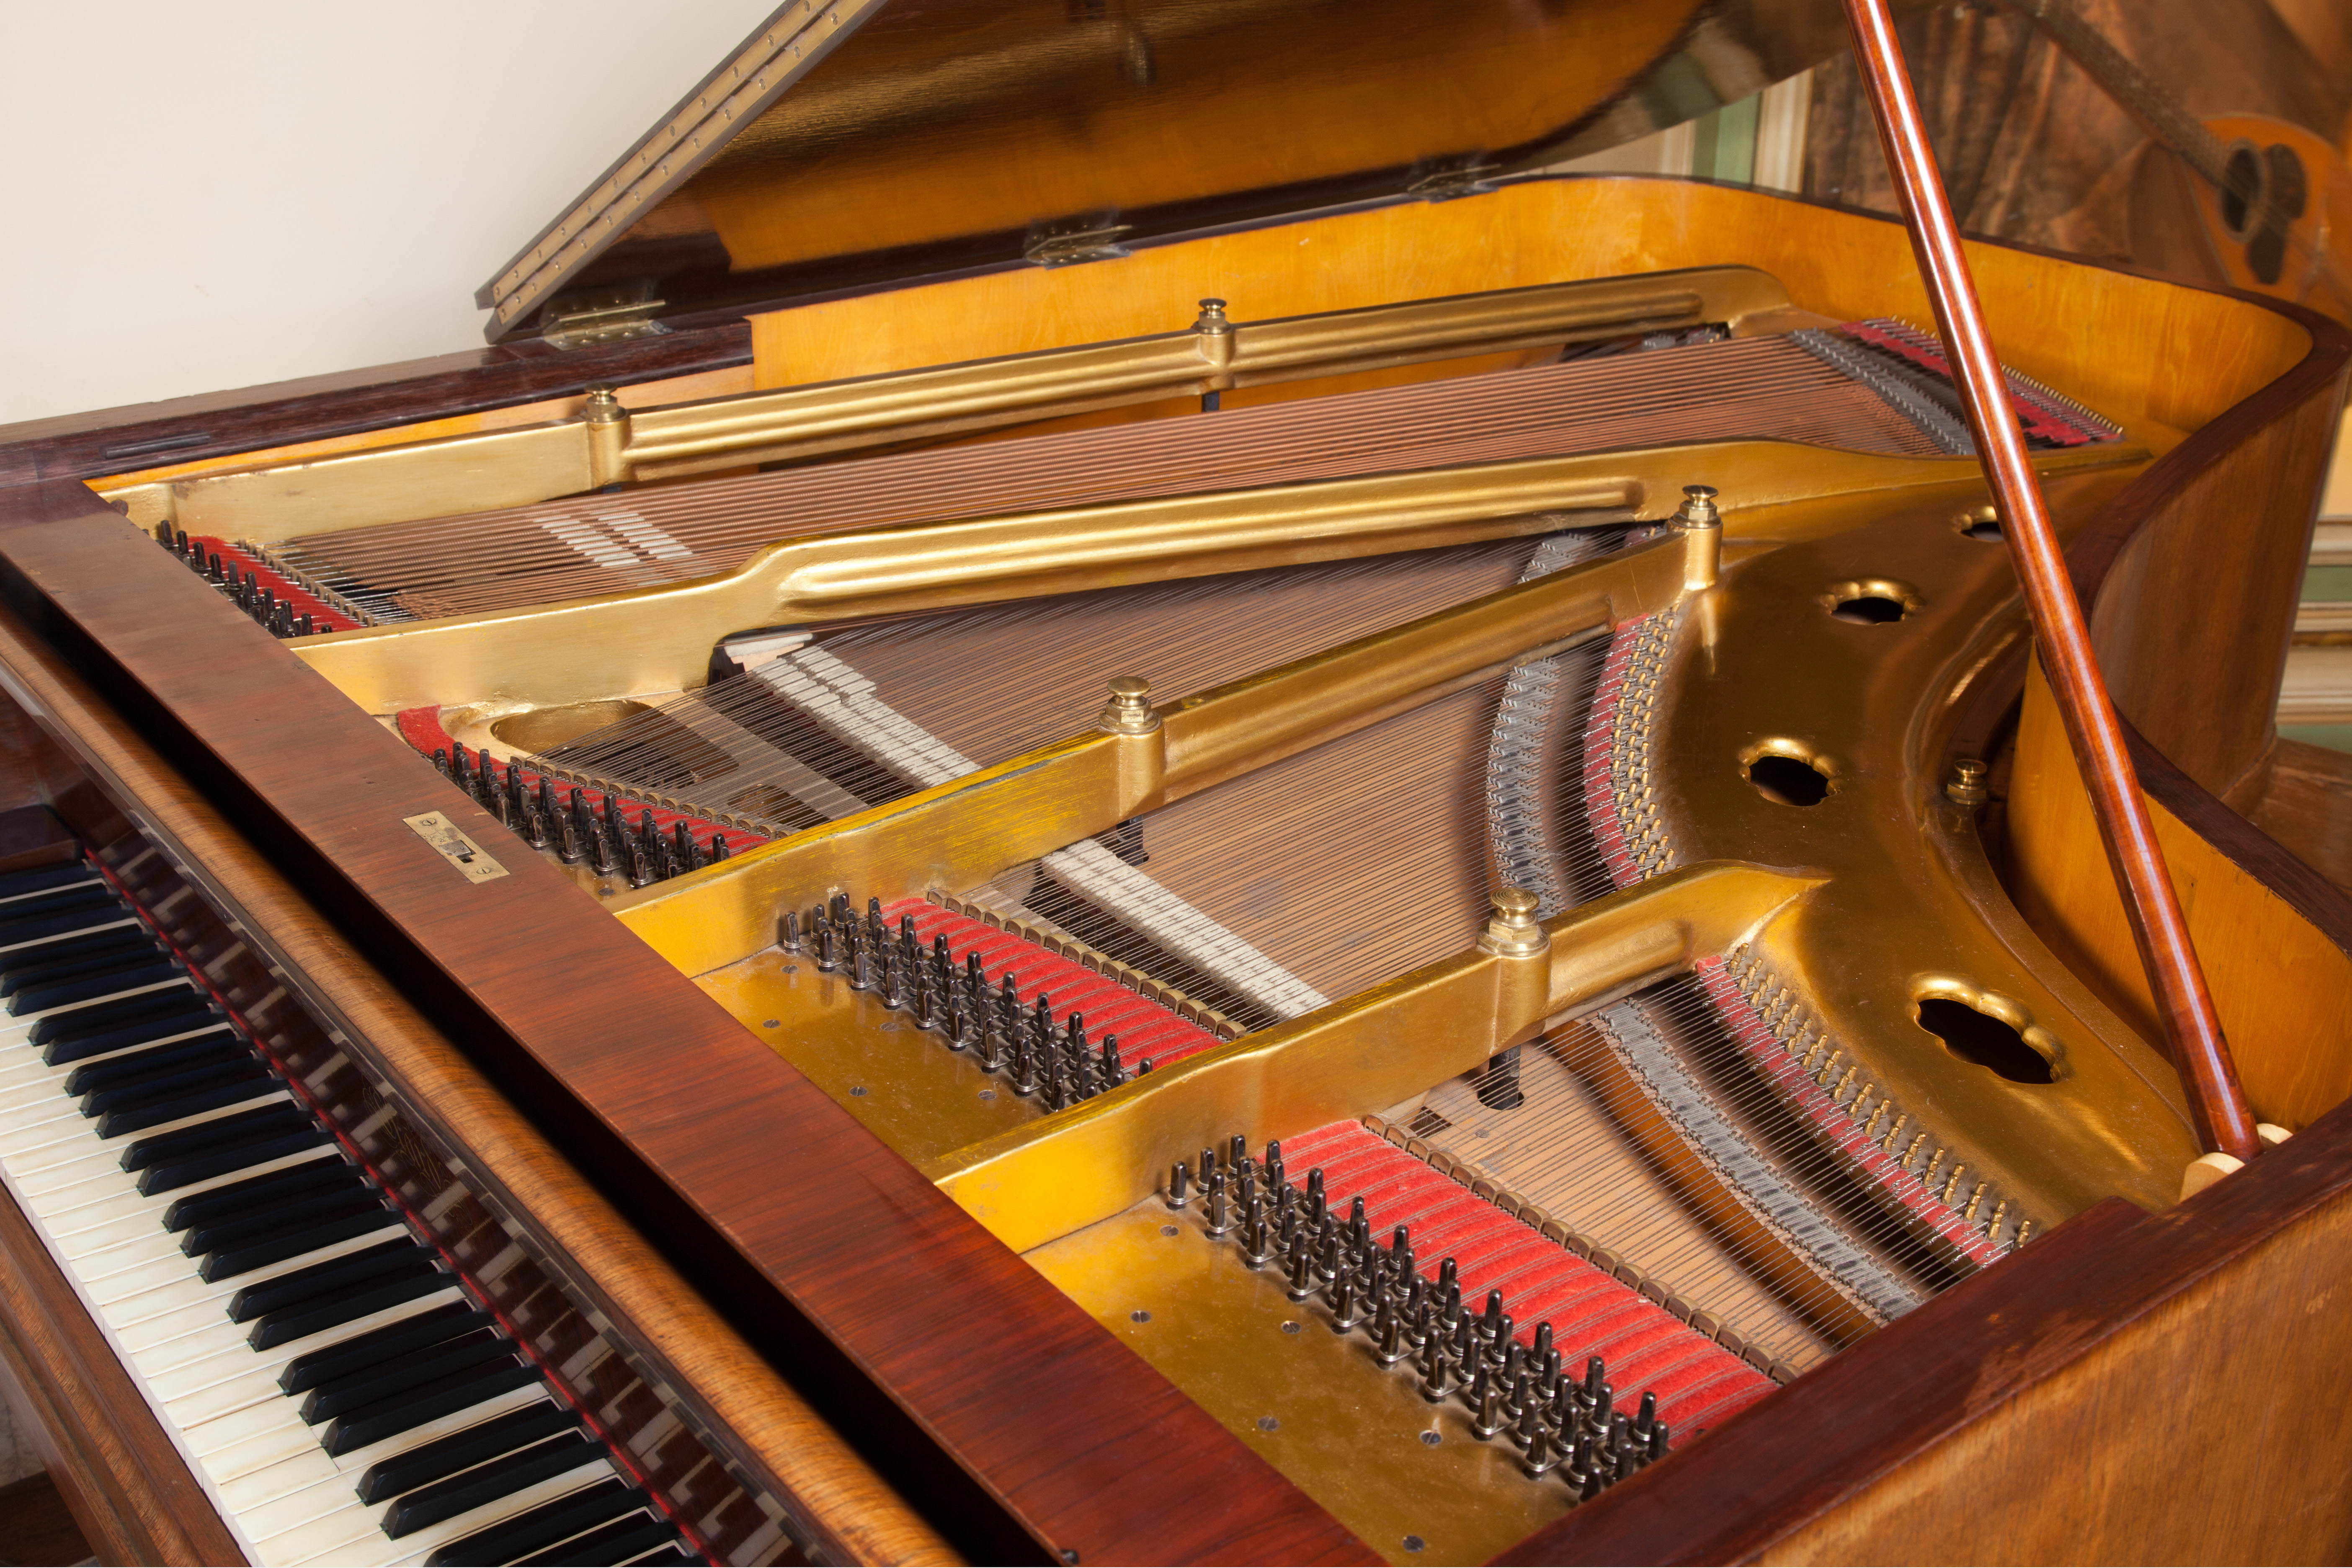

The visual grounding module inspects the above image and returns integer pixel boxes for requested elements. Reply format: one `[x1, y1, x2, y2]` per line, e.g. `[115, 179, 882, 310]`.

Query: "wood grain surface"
[0, 596, 957, 1566]
[0, 482, 1373, 1566]
[2009, 660, 2352, 1130]
[0, 322, 750, 489]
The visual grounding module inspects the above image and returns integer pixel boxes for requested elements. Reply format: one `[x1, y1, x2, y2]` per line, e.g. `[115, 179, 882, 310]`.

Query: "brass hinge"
[538, 281, 673, 351]
[1023, 211, 1133, 267]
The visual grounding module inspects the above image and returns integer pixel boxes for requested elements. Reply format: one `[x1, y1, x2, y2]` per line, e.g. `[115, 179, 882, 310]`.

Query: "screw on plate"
[1946, 756, 1989, 808]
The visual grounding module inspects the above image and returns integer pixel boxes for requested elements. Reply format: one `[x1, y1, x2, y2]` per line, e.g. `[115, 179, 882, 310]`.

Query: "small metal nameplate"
[403, 812, 509, 884]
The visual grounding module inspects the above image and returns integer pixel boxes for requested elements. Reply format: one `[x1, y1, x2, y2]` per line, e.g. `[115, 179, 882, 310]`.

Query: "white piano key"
[44, 1197, 174, 1254]
[0, 1098, 97, 1141]
[369, 1459, 618, 1568]
[255, 1495, 388, 1568]
[209, 1443, 343, 1516]
[236, 1465, 374, 1547]
[22, 1141, 337, 1219]
[59, 1227, 190, 1281]
[166, 1360, 302, 1430]
[184, 1387, 329, 1468]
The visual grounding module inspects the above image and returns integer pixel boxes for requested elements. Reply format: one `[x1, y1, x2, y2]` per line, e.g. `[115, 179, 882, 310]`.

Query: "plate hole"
[1749, 753, 1831, 807]
[1957, 508, 2003, 542]
[1403, 1536, 1427, 1553]
[1419, 1430, 1442, 1446]
[1832, 594, 1907, 624]
[1917, 998, 2053, 1083]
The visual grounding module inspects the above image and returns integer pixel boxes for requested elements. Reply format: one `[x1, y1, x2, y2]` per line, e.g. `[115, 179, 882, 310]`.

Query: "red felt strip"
[394, 707, 766, 857]
[185, 536, 364, 632]
[1282, 1120, 1776, 1442]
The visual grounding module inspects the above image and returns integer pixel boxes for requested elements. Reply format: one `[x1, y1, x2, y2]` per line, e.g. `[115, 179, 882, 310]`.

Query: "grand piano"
[2, 1, 2349, 1563]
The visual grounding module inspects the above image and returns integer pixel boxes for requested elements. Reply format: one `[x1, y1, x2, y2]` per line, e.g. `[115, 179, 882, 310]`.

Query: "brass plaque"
[402, 812, 509, 884]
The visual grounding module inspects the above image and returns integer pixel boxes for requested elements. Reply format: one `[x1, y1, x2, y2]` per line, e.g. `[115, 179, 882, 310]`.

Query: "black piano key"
[422, 1478, 644, 1568]
[181, 1181, 379, 1254]
[31, 986, 204, 1047]
[9, 958, 185, 1015]
[0, 895, 130, 948]
[0, 927, 156, 985]
[201, 1205, 402, 1282]
[280, 1301, 493, 1395]
[517, 1514, 681, 1567]
[0, 882, 116, 920]
[355, 1402, 578, 1503]
[381, 1430, 601, 1537]
[0, 936, 167, 995]
[321, 1358, 541, 1455]
[88, 1060, 275, 1126]
[119, 1102, 307, 1171]
[225, 1236, 431, 1322]
[66, 1034, 252, 1097]
[298, 1327, 508, 1423]
[44, 1011, 229, 1068]
[162, 1155, 357, 1232]
[137, 1126, 333, 1195]
[0, 864, 100, 901]
[248, 1268, 455, 1350]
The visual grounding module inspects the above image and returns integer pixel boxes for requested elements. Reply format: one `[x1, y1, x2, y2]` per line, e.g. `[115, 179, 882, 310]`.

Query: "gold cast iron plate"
[698, 948, 1045, 1163]
[1029, 1197, 1572, 1565]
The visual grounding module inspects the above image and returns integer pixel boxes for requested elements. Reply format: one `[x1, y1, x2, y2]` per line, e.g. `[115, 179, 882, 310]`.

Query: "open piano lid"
[476, 0, 1870, 342]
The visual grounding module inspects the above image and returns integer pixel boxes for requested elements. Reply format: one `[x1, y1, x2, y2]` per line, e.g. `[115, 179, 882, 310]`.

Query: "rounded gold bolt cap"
[1098, 675, 1161, 735]
[581, 383, 625, 423]
[1673, 484, 1722, 529]
[1481, 886, 1546, 957]
[1194, 297, 1233, 333]
[1946, 757, 1989, 808]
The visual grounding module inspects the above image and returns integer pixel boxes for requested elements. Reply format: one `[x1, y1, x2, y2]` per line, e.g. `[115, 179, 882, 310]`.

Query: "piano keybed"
[0, 836, 797, 1566]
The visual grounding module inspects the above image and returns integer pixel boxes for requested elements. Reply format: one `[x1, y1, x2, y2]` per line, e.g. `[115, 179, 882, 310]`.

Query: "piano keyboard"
[0, 860, 702, 1566]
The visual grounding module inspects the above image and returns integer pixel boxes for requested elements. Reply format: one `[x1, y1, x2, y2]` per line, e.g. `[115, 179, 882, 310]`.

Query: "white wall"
[0, 1, 778, 428]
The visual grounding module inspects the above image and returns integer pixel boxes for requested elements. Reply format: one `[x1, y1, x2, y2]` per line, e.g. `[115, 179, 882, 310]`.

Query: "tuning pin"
[1099, 1036, 1124, 1086]
[781, 910, 804, 953]
[525, 809, 549, 850]
[1418, 1329, 1451, 1403]
[1205, 1168, 1232, 1236]
[1264, 1140, 1284, 1190]
[1286, 1231, 1316, 1301]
